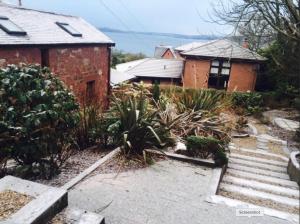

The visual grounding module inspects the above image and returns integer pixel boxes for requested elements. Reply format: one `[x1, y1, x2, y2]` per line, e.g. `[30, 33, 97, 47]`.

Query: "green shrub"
[0, 64, 80, 178]
[76, 104, 117, 149]
[186, 136, 228, 166]
[152, 81, 160, 102]
[232, 92, 263, 115]
[109, 91, 174, 156]
[173, 88, 231, 113]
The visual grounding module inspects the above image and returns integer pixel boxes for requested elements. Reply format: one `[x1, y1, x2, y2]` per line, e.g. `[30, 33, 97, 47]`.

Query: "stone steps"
[231, 147, 288, 161]
[220, 183, 299, 208]
[230, 153, 287, 167]
[226, 168, 299, 189]
[223, 176, 299, 198]
[228, 163, 290, 180]
[229, 158, 287, 173]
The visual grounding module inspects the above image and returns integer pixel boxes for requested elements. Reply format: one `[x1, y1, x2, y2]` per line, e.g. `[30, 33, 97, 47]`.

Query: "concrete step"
[230, 153, 287, 167]
[220, 183, 299, 207]
[66, 208, 105, 224]
[228, 163, 290, 180]
[229, 158, 287, 173]
[226, 168, 299, 189]
[231, 147, 288, 161]
[223, 175, 299, 198]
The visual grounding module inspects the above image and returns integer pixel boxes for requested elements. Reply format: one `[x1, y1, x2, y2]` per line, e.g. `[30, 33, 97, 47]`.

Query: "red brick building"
[180, 39, 266, 92]
[0, 3, 114, 105]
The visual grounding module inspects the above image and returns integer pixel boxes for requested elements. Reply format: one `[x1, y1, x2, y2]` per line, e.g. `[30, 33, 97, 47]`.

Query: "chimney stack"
[242, 38, 249, 49]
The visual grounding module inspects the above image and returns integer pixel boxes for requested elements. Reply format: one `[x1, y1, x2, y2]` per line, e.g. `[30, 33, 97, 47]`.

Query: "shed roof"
[181, 39, 266, 61]
[123, 58, 184, 79]
[175, 42, 206, 52]
[0, 3, 114, 46]
[110, 69, 136, 86]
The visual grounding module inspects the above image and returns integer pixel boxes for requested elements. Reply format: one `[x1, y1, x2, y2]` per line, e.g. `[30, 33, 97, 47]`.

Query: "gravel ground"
[219, 190, 299, 214]
[90, 152, 166, 177]
[0, 190, 33, 221]
[36, 147, 110, 187]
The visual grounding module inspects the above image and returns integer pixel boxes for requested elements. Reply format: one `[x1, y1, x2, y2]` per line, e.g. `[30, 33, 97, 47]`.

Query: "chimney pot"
[242, 38, 249, 49]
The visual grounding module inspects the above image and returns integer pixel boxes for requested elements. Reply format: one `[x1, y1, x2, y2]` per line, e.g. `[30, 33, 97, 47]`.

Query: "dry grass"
[0, 190, 33, 220]
[267, 142, 286, 156]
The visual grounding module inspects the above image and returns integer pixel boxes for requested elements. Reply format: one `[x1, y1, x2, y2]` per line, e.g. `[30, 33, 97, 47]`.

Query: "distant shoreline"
[100, 27, 220, 41]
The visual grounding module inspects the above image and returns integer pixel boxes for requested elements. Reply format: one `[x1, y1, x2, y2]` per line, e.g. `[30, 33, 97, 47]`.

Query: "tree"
[212, 0, 300, 42]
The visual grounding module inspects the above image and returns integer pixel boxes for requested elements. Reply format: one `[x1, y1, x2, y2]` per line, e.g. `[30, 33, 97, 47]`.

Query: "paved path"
[69, 160, 291, 224]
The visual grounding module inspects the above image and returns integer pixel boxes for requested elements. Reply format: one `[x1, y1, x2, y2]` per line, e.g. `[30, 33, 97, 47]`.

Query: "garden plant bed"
[36, 147, 110, 187]
[0, 190, 33, 221]
[91, 152, 166, 175]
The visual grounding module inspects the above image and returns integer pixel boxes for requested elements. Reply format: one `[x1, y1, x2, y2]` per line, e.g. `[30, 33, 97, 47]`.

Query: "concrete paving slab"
[274, 118, 300, 132]
[69, 160, 292, 224]
[220, 183, 299, 207]
[226, 168, 299, 189]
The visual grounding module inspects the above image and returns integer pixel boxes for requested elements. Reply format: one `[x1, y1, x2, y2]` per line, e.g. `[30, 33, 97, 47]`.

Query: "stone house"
[0, 3, 114, 105]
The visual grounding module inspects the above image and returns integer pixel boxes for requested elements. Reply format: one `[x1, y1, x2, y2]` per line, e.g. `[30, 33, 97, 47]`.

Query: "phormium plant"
[0, 64, 80, 178]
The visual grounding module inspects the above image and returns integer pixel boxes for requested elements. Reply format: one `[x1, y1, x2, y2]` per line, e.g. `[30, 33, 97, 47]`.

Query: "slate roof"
[0, 3, 114, 46]
[110, 69, 136, 86]
[124, 58, 184, 79]
[175, 42, 206, 52]
[115, 59, 148, 72]
[181, 39, 266, 61]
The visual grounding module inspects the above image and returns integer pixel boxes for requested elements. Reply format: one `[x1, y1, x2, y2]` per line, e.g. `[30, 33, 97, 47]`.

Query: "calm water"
[104, 31, 209, 56]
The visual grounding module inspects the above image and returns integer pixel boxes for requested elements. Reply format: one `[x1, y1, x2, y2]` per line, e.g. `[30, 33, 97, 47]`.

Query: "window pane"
[222, 61, 231, 68]
[57, 22, 82, 37]
[0, 17, 26, 34]
[210, 67, 219, 74]
[221, 68, 230, 75]
[211, 60, 219, 66]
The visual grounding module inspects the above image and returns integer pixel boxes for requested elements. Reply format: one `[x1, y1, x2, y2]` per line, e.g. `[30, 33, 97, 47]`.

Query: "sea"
[103, 31, 211, 56]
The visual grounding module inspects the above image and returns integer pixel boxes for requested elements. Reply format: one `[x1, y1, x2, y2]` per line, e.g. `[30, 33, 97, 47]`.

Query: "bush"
[232, 92, 263, 115]
[109, 91, 174, 156]
[170, 88, 231, 113]
[152, 81, 160, 102]
[0, 64, 79, 178]
[76, 104, 117, 149]
[186, 136, 228, 166]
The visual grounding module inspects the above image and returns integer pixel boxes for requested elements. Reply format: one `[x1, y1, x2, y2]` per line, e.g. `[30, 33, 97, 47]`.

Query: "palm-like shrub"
[172, 88, 231, 113]
[0, 64, 79, 178]
[109, 91, 174, 156]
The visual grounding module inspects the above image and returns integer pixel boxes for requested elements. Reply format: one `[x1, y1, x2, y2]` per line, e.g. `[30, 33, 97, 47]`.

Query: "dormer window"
[56, 22, 82, 37]
[0, 16, 26, 35]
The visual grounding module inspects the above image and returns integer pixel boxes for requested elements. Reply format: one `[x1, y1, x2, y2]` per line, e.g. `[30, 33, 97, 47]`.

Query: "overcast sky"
[5, 0, 232, 35]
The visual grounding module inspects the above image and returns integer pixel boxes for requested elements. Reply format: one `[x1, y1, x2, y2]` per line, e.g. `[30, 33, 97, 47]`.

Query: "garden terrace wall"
[0, 45, 111, 106]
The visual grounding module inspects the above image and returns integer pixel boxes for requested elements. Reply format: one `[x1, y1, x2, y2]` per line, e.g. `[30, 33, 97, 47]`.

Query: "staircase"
[219, 145, 299, 215]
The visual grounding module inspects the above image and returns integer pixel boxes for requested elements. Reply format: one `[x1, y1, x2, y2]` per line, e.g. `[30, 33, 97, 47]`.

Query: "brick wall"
[227, 62, 257, 92]
[0, 45, 111, 106]
[183, 58, 258, 92]
[0, 47, 41, 66]
[183, 59, 210, 88]
[162, 49, 175, 59]
[48, 45, 110, 105]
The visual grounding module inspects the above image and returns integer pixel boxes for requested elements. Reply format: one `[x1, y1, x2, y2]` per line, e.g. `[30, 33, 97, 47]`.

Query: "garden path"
[68, 160, 291, 224]
[218, 118, 299, 222]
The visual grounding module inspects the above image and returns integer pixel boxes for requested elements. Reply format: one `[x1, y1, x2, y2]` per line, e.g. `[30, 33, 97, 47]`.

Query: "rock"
[174, 142, 188, 155]
[273, 117, 300, 132]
